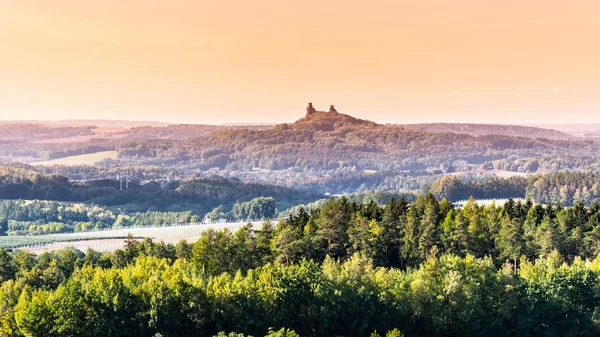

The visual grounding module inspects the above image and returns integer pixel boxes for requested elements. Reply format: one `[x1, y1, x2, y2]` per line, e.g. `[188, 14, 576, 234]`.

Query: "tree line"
[0, 198, 278, 236]
[429, 171, 600, 206]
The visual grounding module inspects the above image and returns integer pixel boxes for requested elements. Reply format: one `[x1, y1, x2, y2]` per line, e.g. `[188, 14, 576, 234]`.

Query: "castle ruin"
[306, 103, 338, 117]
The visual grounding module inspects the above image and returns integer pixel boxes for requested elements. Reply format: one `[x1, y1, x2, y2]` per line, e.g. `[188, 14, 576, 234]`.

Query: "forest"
[0, 166, 317, 215]
[1, 196, 600, 336]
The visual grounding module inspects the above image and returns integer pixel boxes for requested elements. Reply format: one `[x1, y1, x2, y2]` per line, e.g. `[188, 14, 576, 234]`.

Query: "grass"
[31, 151, 119, 166]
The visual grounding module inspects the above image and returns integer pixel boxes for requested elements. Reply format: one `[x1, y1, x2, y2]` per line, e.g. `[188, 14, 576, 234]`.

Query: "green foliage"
[385, 328, 404, 337]
[0, 171, 318, 222]
[2, 196, 600, 336]
[3, 251, 600, 337]
[264, 328, 298, 337]
[231, 197, 277, 221]
[215, 332, 251, 337]
[527, 171, 600, 205]
[429, 175, 527, 201]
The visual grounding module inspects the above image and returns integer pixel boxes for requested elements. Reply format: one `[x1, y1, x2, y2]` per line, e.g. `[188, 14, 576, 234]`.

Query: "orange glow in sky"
[1, 0, 600, 124]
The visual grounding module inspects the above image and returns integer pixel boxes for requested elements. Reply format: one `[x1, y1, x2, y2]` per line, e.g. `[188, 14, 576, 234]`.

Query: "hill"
[400, 122, 573, 139]
[286, 103, 380, 131]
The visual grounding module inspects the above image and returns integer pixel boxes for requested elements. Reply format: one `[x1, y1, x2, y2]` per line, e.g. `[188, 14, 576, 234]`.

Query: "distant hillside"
[0, 120, 275, 141]
[525, 123, 600, 138]
[0, 124, 96, 142]
[112, 104, 599, 173]
[400, 123, 573, 139]
[120, 124, 274, 140]
[2, 105, 600, 186]
[0, 120, 171, 128]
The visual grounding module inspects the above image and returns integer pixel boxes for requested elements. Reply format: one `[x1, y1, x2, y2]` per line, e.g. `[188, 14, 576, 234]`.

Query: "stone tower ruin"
[306, 102, 317, 117]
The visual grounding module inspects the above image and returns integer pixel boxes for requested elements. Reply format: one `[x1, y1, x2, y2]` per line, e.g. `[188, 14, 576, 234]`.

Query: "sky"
[1, 0, 600, 125]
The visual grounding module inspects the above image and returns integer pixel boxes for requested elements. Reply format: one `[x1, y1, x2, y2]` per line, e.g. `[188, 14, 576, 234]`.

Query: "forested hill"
[400, 122, 573, 139]
[286, 106, 380, 131]
[139, 109, 596, 171]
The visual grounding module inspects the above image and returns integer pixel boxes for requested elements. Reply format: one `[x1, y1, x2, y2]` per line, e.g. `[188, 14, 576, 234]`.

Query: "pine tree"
[496, 215, 524, 273]
[418, 195, 440, 260]
[316, 197, 352, 259]
[402, 203, 422, 266]
[536, 215, 562, 258]
[379, 198, 405, 267]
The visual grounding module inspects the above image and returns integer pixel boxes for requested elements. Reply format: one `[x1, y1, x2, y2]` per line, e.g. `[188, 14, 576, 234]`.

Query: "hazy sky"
[1, 0, 600, 124]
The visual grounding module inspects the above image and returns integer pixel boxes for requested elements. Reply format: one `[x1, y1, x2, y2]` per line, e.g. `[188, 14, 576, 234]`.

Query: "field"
[31, 151, 119, 166]
[8, 221, 264, 253]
